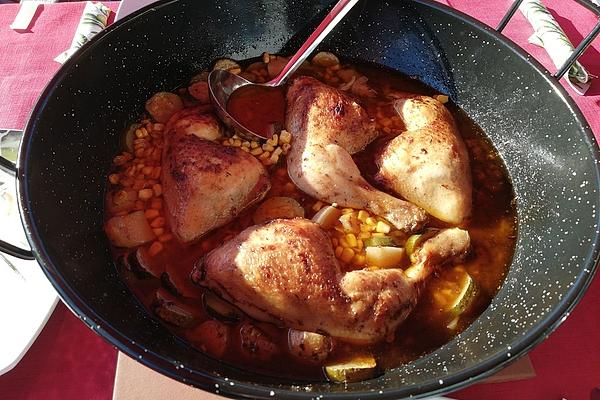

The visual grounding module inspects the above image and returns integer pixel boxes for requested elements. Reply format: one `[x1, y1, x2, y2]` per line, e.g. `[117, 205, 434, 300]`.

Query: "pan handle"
[497, 0, 600, 80]
[0, 154, 35, 260]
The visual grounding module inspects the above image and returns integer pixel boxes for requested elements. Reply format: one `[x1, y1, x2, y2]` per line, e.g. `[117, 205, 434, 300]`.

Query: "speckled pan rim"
[15, 0, 600, 399]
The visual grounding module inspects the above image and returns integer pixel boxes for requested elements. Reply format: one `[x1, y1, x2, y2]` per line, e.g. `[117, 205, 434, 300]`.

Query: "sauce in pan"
[105, 54, 516, 382]
[227, 85, 286, 138]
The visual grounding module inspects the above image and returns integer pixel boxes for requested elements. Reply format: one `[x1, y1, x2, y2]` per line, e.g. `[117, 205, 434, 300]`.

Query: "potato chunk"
[145, 92, 184, 123]
[288, 330, 331, 363]
[187, 320, 230, 358]
[105, 211, 155, 248]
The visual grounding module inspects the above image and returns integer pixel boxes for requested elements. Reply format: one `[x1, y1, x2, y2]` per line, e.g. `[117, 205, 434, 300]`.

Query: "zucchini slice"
[152, 289, 199, 328]
[203, 292, 242, 323]
[363, 236, 397, 247]
[324, 354, 379, 383]
[448, 272, 479, 316]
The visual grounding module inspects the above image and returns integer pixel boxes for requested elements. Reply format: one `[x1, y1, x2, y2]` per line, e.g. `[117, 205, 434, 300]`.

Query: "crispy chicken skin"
[192, 218, 470, 343]
[375, 96, 472, 225]
[162, 112, 270, 243]
[286, 77, 427, 232]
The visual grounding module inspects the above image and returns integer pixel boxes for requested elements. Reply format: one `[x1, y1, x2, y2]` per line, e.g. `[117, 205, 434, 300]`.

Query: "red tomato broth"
[226, 84, 286, 139]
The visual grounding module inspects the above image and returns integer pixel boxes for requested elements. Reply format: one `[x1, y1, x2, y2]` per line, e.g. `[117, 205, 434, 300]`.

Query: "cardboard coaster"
[113, 352, 536, 400]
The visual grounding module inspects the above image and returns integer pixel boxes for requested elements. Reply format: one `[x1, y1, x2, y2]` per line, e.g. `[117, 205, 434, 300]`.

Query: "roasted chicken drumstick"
[193, 218, 470, 344]
[285, 77, 427, 233]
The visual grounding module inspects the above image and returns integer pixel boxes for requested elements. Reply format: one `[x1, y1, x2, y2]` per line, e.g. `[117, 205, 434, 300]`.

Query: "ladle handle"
[266, 0, 359, 87]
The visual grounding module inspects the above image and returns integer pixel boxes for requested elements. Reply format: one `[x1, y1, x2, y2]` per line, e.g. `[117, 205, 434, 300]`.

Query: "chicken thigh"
[375, 96, 472, 225]
[192, 218, 470, 343]
[162, 112, 270, 243]
[286, 77, 427, 233]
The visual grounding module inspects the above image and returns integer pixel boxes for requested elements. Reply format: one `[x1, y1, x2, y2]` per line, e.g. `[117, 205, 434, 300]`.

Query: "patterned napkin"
[54, 1, 111, 64]
[519, 0, 593, 94]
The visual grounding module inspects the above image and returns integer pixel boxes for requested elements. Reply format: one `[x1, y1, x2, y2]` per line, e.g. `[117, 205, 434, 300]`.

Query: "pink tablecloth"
[0, 2, 118, 130]
[0, 1, 599, 399]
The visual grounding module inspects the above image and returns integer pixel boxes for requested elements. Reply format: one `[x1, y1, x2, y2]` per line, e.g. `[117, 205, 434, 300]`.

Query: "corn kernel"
[340, 248, 355, 263]
[132, 180, 145, 191]
[335, 246, 344, 258]
[359, 232, 371, 240]
[365, 217, 377, 226]
[138, 189, 154, 200]
[242, 141, 251, 148]
[357, 210, 370, 222]
[356, 239, 364, 251]
[269, 153, 279, 164]
[250, 141, 259, 149]
[145, 209, 160, 219]
[272, 147, 283, 157]
[135, 128, 144, 138]
[376, 221, 391, 233]
[342, 208, 354, 215]
[345, 233, 358, 247]
[258, 151, 271, 160]
[279, 130, 292, 144]
[108, 174, 120, 185]
[372, 232, 386, 238]
[268, 134, 278, 146]
[339, 237, 350, 248]
[152, 228, 164, 236]
[121, 178, 133, 187]
[262, 143, 275, 152]
[150, 166, 161, 180]
[232, 139, 242, 147]
[312, 201, 324, 211]
[250, 147, 263, 156]
[435, 94, 449, 104]
[148, 241, 163, 257]
[150, 217, 166, 228]
[360, 224, 374, 232]
[352, 254, 366, 266]
[150, 198, 162, 210]
[152, 183, 162, 197]
[158, 233, 173, 242]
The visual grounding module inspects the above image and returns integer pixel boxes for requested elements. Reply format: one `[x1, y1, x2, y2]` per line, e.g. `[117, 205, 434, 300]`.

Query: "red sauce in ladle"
[226, 85, 286, 139]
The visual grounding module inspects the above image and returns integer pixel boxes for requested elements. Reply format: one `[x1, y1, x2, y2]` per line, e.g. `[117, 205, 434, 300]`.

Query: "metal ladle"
[208, 0, 359, 141]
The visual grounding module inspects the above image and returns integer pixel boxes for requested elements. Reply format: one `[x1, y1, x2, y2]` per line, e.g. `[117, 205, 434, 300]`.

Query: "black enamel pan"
[1, 0, 600, 398]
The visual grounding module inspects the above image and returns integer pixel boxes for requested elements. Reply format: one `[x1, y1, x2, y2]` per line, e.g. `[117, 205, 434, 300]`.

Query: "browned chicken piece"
[192, 218, 470, 344]
[162, 119, 270, 243]
[286, 77, 427, 232]
[375, 96, 472, 225]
